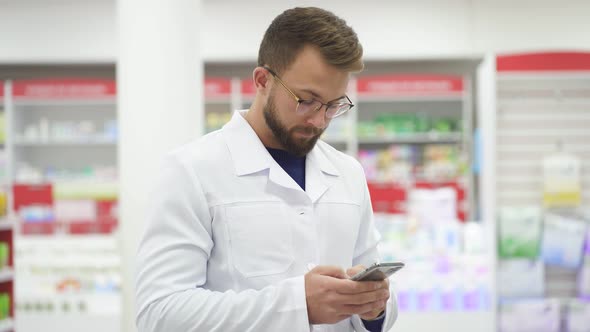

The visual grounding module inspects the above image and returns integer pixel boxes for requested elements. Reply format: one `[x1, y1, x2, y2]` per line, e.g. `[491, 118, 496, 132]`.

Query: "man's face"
[263, 90, 324, 157]
[262, 46, 350, 157]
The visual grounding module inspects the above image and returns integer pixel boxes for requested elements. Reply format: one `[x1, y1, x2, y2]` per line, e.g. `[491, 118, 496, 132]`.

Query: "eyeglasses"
[262, 66, 354, 119]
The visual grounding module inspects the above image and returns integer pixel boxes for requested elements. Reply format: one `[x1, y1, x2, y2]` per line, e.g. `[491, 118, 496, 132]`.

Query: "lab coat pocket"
[226, 202, 294, 278]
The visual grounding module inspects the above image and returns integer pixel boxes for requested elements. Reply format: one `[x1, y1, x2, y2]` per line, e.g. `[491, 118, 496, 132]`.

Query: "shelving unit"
[0, 318, 14, 332]
[2, 77, 121, 332]
[356, 132, 462, 144]
[348, 75, 473, 224]
[203, 78, 240, 133]
[202, 66, 494, 332]
[204, 73, 474, 222]
[15, 235, 121, 332]
[494, 52, 590, 332]
[0, 81, 14, 331]
[5, 79, 118, 236]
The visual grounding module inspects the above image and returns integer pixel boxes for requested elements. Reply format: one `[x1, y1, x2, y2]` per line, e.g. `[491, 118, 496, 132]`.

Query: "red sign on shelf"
[415, 180, 466, 221]
[22, 222, 57, 235]
[367, 180, 467, 221]
[12, 184, 53, 212]
[367, 182, 407, 214]
[68, 218, 118, 235]
[13, 78, 116, 99]
[204, 78, 232, 98]
[357, 75, 464, 97]
[497, 52, 590, 72]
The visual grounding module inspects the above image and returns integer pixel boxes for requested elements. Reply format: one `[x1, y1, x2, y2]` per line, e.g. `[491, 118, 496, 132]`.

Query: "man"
[136, 7, 397, 332]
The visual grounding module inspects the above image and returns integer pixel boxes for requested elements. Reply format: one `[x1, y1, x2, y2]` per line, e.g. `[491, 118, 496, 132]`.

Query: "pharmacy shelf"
[0, 318, 14, 332]
[16, 294, 121, 332]
[357, 95, 465, 103]
[390, 312, 494, 332]
[13, 99, 116, 107]
[205, 99, 232, 105]
[17, 312, 119, 332]
[0, 220, 12, 231]
[0, 269, 13, 283]
[358, 132, 462, 144]
[322, 136, 349, 144]
[14, 139, 117, 146]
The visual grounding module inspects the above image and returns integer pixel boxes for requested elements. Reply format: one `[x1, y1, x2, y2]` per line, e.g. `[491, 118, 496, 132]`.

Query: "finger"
[340, 299, 387, 316]
[311, 265, 348, 279]
[334, 288, 390, 306]
[360, 308, 385, 321]
[346, 265, 366, 277]
[332, 279, 389, 294]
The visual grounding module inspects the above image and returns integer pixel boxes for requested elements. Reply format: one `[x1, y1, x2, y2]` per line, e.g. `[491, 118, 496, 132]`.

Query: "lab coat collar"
[307, 143, 340, 177]
[223, 110, 274, 176]
[305, 146, 339, 203]
[222, 110, 340, 200]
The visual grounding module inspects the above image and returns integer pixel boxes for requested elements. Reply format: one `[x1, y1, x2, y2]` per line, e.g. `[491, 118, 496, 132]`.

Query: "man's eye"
[299, 99, 317, 106]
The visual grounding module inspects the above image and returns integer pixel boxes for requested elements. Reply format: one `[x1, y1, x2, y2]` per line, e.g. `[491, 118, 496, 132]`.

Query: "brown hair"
[257, 7, 364, 75]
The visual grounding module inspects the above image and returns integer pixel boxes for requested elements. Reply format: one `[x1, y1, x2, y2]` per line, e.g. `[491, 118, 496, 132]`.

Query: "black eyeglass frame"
[261, 66, 354, 119]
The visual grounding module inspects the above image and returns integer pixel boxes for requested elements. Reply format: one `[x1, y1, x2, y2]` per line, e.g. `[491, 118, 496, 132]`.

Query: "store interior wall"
[1, 0, 590, 64]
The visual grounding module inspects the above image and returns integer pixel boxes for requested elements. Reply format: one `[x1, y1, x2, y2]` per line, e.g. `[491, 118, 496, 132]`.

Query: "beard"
[263, 96, 324, 157]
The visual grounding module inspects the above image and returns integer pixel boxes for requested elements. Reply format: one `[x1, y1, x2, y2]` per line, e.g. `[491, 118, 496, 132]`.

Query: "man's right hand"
[304, 265, 390, 325]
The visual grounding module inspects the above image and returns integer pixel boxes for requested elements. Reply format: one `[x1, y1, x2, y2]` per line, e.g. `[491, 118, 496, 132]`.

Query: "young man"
[136, 7, 397, 332]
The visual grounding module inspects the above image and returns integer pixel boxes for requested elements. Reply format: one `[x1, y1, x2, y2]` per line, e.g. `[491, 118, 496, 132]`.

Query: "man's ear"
[253, 67, 272, 94]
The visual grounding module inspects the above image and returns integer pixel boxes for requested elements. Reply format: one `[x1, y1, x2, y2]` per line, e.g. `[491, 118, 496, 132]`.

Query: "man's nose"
[306, 105, 328, 129]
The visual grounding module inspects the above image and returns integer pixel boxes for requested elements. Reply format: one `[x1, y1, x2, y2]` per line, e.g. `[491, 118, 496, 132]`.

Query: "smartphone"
[350, 262, 405, 281]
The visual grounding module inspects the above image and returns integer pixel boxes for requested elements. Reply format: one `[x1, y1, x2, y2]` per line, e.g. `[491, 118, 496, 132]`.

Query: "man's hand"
[304, 265, 390, 325]
[347, 265, 389, 321]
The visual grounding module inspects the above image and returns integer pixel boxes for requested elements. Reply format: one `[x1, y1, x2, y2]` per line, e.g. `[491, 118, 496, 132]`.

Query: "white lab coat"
[135, 110, 398, 332]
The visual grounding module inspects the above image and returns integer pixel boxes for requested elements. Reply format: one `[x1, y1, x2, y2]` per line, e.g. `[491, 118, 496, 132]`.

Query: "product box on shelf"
[542, 151, 582, 208]
[13, 183, 118, 235]
[541, 213, 587, 269]
[374, 211, 492, 314]
[566, 299, 590, 332]
[498, 206, 543, 259]
[498, 259, 545, 299]
[499, 298, 561, 332]
[579, 229, 590, 299]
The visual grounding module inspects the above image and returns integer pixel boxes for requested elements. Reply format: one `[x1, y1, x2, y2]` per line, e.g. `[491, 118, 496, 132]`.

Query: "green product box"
[498, 206, 543, 258]
[397, 115, 417, 133]
[432, 118, 453, 133]
[415, 115, 430, 132]
[0, 293, 7, 320]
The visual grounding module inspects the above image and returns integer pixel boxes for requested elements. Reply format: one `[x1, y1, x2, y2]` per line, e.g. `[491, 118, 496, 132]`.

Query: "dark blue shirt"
[266, 147, 306, 190]
[266, 147, 385, 332]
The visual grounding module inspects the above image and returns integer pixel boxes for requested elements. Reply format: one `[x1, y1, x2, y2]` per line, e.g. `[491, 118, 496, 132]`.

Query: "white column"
[477, 53, 498, 332]
[117, 1, 203, 331]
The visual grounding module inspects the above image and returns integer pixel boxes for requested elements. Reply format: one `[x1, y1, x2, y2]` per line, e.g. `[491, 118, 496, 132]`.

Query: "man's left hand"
[346, 265, 389, 320]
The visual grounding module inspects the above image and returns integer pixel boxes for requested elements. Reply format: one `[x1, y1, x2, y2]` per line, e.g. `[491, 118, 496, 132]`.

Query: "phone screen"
[350, 263, 404, 281]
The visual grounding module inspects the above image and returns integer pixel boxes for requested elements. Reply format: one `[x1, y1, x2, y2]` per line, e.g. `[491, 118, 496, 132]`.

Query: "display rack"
[495, 52, 590, 332]
[0, 81, 14, 332]
[203, 78, 240, 133]
[15, 235, 121, 332]
[203, 67, 495, 332]
[351, 74, 473, 222]
[204, 74, 474, 220]
[5, 79, 118, 236]
[2, 78, 121, 332]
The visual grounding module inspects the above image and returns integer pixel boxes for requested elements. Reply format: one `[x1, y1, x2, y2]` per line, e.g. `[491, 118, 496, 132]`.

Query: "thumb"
[311, 265, 348, 279]
[347, 265, 366, 278]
